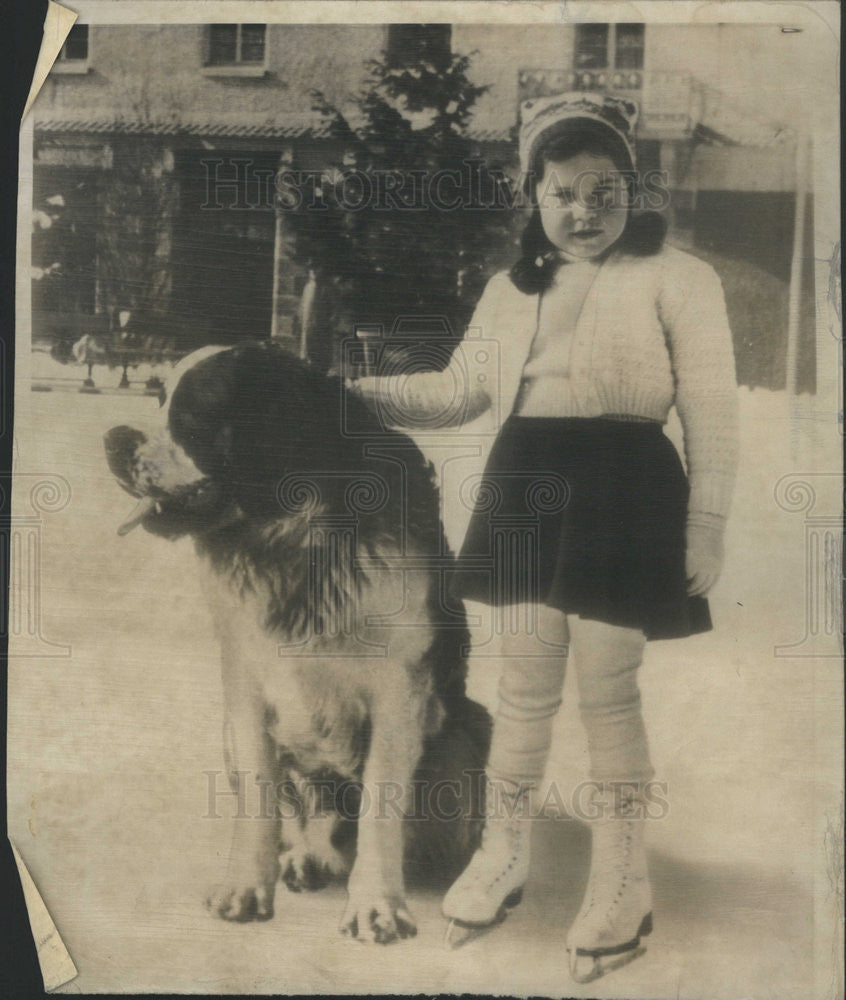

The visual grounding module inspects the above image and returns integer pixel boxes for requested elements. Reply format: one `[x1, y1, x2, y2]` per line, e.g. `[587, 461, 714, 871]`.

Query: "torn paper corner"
[9, 840, 78, 992]
[22, 0, 78, 122]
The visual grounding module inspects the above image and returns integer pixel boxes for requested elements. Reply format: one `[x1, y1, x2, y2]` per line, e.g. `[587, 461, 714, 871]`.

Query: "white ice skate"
[442, 778, 532, 949]
[565, 793, 653, 983]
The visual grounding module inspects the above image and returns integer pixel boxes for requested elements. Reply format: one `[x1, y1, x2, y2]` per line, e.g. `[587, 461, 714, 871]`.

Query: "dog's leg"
[278, 778, 314, 891]
[339, 686, 424, 944]
[281, 782, 351, 891]
[206, 651, 281, 922]
[304, 781, 353, 879]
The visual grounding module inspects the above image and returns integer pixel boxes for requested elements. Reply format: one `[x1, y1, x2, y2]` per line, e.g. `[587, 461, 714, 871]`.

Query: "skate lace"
[463, 783, 530, 888]
[581, 816, 637, 921]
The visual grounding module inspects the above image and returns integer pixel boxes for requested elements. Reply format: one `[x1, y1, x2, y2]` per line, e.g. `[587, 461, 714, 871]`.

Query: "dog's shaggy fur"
[105, 340, 490, 943]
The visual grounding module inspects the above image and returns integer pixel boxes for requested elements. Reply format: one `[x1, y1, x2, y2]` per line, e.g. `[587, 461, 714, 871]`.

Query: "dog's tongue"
[117, 496, 157, 536]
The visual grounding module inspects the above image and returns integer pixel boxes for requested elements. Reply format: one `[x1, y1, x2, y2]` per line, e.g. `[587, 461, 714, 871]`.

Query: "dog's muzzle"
[104, 425, 159, 535]
[104, 425, 146, 489]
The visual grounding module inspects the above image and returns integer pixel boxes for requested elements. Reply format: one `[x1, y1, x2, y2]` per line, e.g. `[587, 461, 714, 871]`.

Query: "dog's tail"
[404, 696, 491, 888]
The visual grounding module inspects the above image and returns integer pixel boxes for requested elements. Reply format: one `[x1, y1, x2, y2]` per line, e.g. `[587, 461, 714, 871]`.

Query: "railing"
[518, 67, 644, 102]
[31, 343, 186, 395]
[518, 68, 694, 137]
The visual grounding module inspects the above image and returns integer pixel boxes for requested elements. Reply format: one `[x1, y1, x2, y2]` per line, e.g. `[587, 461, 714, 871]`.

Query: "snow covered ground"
[6, 378, 843, 997]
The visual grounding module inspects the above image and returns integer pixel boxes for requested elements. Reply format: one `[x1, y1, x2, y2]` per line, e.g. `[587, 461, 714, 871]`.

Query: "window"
[386, 24, 452, 69]
[574, 23, 644, 71]
[59, 24, 89, 62]
[54, 23, 91, 73]
[614, 24, 645, 70]
[574, 24, 609, 70]
[207, 24, 266, 65]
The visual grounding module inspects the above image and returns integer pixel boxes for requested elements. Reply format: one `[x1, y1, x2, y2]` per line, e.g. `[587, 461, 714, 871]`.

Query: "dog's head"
[104, 341, 375, 540]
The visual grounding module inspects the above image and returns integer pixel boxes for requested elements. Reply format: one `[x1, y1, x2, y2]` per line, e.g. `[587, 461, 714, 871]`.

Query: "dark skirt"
[448, 416, 711, 641]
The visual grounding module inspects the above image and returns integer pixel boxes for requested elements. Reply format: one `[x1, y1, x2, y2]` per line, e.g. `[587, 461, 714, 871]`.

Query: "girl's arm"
[660, 259, 740, 591]
[349, 275, 504, 428]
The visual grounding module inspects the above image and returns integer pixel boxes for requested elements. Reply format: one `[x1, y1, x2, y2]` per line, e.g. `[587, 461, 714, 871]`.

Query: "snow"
[6, 381, 842, 997]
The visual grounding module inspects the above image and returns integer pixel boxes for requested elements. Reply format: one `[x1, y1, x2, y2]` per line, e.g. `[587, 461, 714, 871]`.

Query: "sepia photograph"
[6, 1, 843, 995]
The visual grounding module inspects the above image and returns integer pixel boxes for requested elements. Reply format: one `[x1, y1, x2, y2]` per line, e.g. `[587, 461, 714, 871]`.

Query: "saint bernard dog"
[104, 340, 490, 944]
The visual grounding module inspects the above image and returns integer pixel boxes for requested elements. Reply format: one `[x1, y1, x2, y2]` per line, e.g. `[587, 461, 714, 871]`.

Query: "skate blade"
[443, 910, 508, 950]
[567, 912, 652, 983]
[568, 944, 646, 984]
[442, 887, 523, 950]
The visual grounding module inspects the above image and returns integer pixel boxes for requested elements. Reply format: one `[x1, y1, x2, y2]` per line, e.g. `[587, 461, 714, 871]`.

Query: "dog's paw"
[205, 882, 274, 922]
[339, 891, 417, 944]
[281, 850, 329, 893]
[280, 836, 350, 893]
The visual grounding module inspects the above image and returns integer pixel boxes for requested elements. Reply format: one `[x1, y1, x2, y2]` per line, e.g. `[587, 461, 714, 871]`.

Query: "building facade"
[30, 21, 813, 389]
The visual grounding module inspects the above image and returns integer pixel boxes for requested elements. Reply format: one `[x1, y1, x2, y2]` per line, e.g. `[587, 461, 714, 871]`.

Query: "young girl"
[351, 92, 739, 981]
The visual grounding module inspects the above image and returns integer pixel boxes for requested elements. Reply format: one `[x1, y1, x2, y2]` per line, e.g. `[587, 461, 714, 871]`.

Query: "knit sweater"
[353, 244, 740, 523]
[513, 258, 602, 417]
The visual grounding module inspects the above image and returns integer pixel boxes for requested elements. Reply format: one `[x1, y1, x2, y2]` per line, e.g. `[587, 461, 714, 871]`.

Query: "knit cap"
[519, 91, 639, 182]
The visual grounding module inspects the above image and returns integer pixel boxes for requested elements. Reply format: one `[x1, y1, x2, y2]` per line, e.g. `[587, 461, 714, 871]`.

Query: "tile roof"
[33, 116, 333, 139]
[33, 84, 793, 149]
[33, 115, 514, 143]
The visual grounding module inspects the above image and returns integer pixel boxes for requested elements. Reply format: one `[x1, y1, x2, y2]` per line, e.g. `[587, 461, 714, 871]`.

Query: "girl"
[351, 92, 739, 981]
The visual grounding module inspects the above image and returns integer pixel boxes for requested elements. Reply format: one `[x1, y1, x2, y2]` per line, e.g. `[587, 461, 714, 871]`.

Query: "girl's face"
[537, 151, 629, 260]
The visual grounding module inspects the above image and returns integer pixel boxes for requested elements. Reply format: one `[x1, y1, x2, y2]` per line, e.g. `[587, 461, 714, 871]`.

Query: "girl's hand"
[685, 517, 726, 596]
[346, 376, 379, 402]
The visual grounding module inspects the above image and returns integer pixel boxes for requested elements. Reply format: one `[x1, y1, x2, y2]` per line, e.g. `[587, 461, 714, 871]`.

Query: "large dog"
[104, 340, 490, 943]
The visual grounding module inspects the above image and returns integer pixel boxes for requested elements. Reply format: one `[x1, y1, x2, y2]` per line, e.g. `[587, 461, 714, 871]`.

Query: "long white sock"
[488, 605, 569, 785]
[571, 618, 655, 785]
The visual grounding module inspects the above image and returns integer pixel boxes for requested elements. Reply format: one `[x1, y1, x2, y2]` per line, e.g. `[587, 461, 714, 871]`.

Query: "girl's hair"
[510, 118, 666, 295]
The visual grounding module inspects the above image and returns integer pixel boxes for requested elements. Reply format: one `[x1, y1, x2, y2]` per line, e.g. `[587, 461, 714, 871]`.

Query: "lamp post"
[785, 132, 810, 400]
[270, 146, 294, 344]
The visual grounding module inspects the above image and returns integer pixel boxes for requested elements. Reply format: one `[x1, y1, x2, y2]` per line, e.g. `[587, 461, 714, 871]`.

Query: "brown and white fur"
[104, 341, 489, 943]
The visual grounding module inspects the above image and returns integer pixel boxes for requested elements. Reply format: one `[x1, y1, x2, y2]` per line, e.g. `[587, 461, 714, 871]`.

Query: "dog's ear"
[195, 346, 329, 515]
[169, 350, 238, 473]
